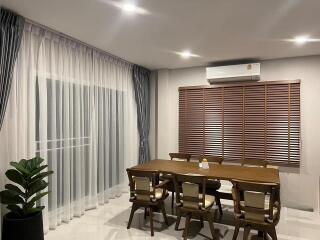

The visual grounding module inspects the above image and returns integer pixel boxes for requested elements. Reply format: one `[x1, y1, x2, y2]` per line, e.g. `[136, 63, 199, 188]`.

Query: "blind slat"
[179, 81, 300, 167]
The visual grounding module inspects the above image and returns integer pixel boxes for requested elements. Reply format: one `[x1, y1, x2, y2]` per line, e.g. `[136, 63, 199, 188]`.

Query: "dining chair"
[169, 153, 192, 161]
[217, 159, 270, 215]
[126, 169, 170, 237]
[241, 159, 268, 168]
[199, 155, 224, 215]
[173, 173, 216, 240]
[231, 179, 281, 240]
[164, 153, 192, 212]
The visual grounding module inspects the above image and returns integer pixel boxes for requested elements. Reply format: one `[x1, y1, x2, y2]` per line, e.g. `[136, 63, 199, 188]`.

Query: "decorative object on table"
[0, 157, 53, 240]
[201, 158, 210, 169]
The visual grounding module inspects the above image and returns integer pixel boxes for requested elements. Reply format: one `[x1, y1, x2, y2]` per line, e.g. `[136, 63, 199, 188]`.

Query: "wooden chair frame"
[173, 173, 215, 240]
[126, 169, 170, 237]
[216, 158, 269, 207]
[231, 179, 281, 240]
[241, 159, 268, 168]
[169, 153, 192, 161]
[198, 155, 224, 215]
[166, 153, 192, 212]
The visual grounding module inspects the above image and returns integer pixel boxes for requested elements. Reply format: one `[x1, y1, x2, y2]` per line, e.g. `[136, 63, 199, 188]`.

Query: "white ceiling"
[2, 0, 320, 70]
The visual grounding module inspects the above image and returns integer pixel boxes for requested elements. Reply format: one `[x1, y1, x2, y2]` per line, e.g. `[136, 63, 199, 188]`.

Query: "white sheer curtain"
[0, 22, 138, 232]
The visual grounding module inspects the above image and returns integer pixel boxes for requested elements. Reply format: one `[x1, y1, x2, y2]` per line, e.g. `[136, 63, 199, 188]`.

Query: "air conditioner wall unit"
[206, 63, 260, 84]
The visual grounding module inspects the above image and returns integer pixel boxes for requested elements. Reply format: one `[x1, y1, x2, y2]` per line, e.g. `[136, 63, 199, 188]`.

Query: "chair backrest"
[241, 159, 268, 168]
[199, 155, 223, 164]
[231, 179, 281, 224]
[173, 173, 207, 210]
[169, 153, 191, 162]
[126, 169, 158, 202]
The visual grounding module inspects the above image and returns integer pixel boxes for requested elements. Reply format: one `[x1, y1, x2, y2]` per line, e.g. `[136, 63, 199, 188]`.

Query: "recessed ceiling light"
[293, 35, 310, 45]
[176, 50, 200, 59]
[106, 1, 149, 15]
[286, 35, 320, 45]
[122, 3, 138, 13]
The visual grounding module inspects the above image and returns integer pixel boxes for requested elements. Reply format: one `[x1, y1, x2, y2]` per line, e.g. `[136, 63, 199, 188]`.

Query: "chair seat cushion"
[202, 194, 215, 208]
[218, 184, 232, 193]
[179, 194, 215, 209]
[155, 188, 167, 199]
[134, 187, 168, 201]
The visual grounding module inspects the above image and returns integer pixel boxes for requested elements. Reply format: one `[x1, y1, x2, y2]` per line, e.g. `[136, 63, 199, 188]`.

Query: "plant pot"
[2, 211, 44, 240]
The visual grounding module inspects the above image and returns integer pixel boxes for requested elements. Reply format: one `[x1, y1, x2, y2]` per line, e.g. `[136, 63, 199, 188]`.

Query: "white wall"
[153, 55, 320, 212]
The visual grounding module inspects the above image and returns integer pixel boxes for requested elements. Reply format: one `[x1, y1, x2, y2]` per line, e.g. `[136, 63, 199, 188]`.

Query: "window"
[36, 78, 125, 210]
[179, 80, 300, 167]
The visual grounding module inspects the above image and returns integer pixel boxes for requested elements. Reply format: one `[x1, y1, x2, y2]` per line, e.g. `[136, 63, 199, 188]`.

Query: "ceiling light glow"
[180, 51, 192, 59]
[294, 35, 310, 45]
[176, 50, 200, 59]
[285, 35, 320, 45]
[122, 3, 138, 13]
[105, 1, 149, 15]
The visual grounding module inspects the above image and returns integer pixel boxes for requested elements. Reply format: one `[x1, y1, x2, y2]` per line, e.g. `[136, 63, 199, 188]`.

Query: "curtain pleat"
[0, 8, 24, 130]
[132, 65, 151, 164]
[0, 8, 25, 238]
[0, 21, 139, 233]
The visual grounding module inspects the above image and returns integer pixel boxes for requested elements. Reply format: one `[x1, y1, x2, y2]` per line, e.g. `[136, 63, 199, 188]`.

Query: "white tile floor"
[45, 193, 320, 240]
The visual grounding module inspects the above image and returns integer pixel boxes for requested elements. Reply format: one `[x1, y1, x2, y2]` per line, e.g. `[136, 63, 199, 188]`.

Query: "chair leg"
[258, 230, 264, 238]
[175, 208, 182, 230]
[207, 212, 215, 240]
[268, 227, 277, 240]
[243, 225, 251, 240]
[263, 231, 269, 240]
[150, 207, 154, 237]
[171, 191, 175, 214]
[183, 214, 191, 240]
[200, 215, 204, 228]
[232, 222, 240, 240]
[216, 195, 223, 215]
[161, 203, 169, 226]
[127, 204, 138, 229]
[144, 207, 148, 220]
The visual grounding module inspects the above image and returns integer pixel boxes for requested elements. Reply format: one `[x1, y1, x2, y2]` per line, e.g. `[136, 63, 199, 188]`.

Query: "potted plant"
[0, 157, 53, 240]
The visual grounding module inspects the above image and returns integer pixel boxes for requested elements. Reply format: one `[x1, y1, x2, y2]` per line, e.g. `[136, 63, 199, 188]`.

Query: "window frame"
[178, 80, 301, 167]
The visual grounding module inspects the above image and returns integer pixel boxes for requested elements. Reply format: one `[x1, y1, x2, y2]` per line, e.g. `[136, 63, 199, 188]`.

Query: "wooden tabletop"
[131, 159, 280, 184]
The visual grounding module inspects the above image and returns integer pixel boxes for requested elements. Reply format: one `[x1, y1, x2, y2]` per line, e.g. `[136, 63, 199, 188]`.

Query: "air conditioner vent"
[206, 63, 260, 84]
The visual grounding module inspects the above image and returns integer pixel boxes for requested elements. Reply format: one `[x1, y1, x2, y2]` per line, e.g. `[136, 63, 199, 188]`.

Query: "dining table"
[130, 159, 280, 184]
[129, 159, 280, 238]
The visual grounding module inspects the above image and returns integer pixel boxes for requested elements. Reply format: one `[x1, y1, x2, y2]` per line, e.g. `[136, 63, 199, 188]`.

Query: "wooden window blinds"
[179, 80, 300, 167]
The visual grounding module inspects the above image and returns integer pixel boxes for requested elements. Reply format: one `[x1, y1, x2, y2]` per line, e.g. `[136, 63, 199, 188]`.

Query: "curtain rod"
[25, 18, 135, 66]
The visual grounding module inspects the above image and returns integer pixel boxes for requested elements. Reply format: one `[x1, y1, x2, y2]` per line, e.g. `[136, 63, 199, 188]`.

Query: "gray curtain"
[132, 65, 151, 164]
[0, 8, 25, 130]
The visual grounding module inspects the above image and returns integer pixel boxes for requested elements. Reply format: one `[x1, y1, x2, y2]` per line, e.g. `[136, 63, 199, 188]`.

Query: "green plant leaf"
[7, 204, 23, 216]
[0, 190, 24, 205]
[19, 159, 28, 168]
[26, 191, 50, 207]
[5, 184, 25, 198]
[27, 157, 44, 172]
[5, 169, 26, 187]
[10, 162, 30, 175]
[30, 165, 49, 177]
[24, 206, 45, 215]
[27, 180, 48, 198]
[29, 171, 53, 185]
